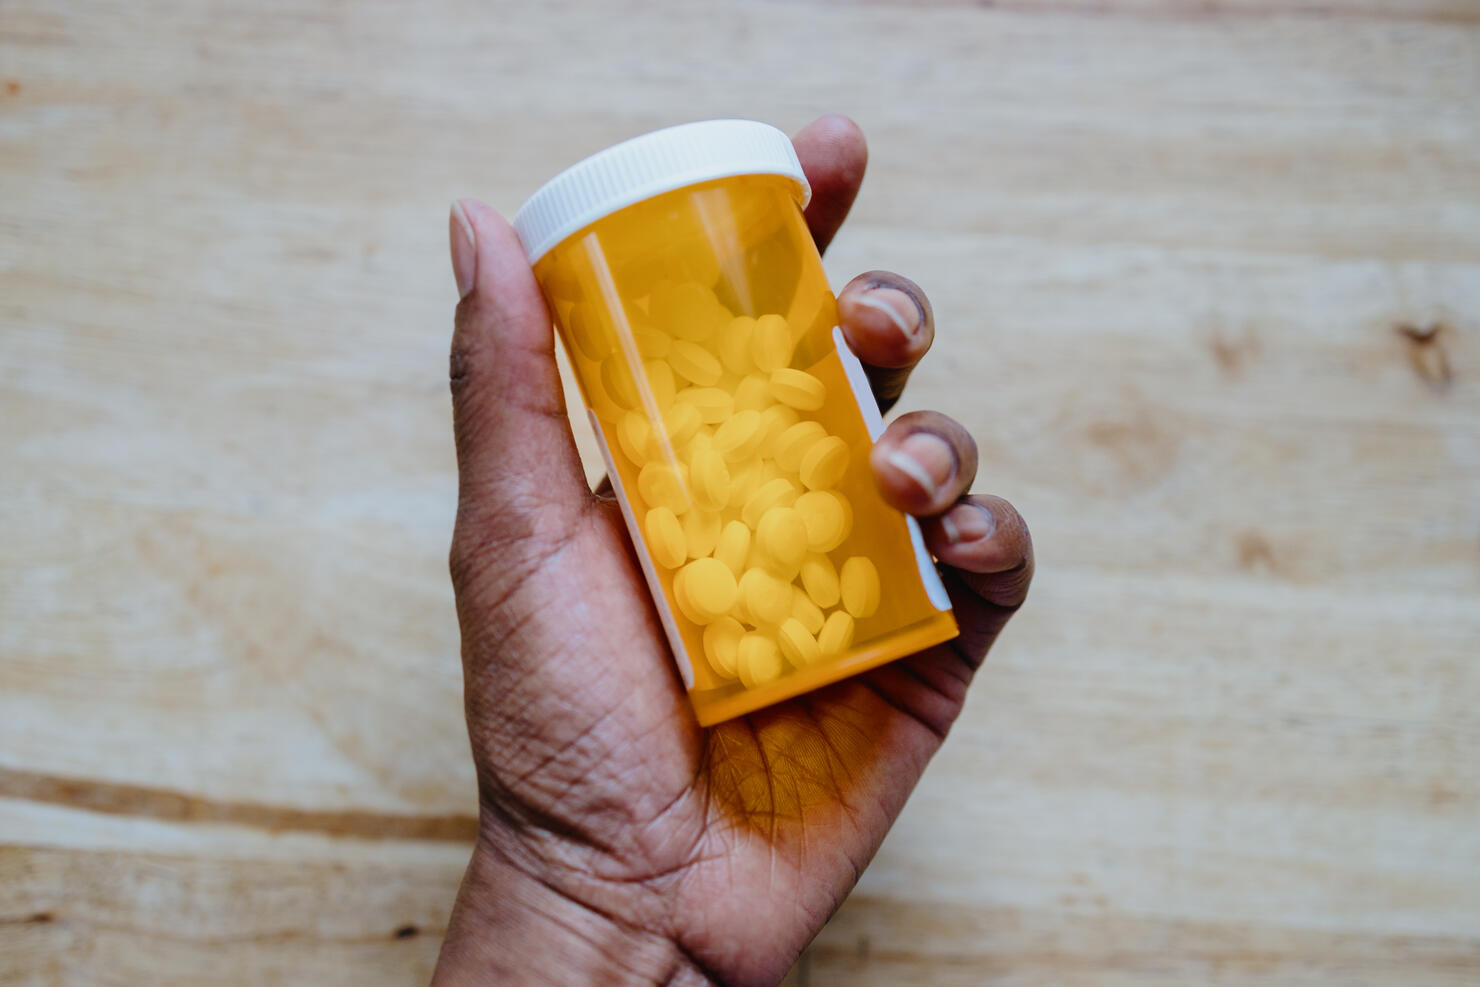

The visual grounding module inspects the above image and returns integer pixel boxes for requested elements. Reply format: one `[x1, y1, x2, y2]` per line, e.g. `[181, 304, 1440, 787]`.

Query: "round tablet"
[637, 462, 690, 514]
[703, 617, 745, 679]
[794, 490, 852, 552]
[713, 409, 764, 462]
[644, 359, 677, 409]
[691, 448, 731, 512]
[800, 436, 850, 491]
[817, 610, 856, 656]
[750, 313, 793, 372]
[742, 477, 799, 529]
[737, 633, 783, 688]
[567, 302, 611, 362]
[679, 558, 738, 623]
[732, 373, 772, 413]
[756, 404, 800, 447]
[775, 421, 827, 472]
[714, 520, 751, 576]
[755, 507, 807, 576]
[769, 368, 825, 410]
[682, 426, 714, 462]
[677, 386, 733, 425]
[651, 281, 723, 342]
[739, 567, 792, 626]
[718, 315, 756, 375]
[722, 459, 761, 509]
[800, 552, 841, 609]
[600, 356, 639, 408]
[681, 508, 722, 559]
[777, 618, 821, 669]
[644, 507, 686, 569]
[660, 400, 701, 448]
[633, 325, 671, 359]
[669, 341, 722, 386]
[617, 411, 656, 465]
[839, 556, 881, 618]
[790, 589, 825, 636]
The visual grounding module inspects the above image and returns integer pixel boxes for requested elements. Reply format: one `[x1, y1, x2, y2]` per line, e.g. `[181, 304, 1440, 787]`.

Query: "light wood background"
[3, 1, 1478, 984]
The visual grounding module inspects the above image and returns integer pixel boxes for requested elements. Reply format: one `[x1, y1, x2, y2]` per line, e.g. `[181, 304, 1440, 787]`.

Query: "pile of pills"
[602, 280, 882, 690]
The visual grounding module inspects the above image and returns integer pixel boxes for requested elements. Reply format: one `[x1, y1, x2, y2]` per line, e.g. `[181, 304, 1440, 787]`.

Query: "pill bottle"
[514, 120, 956, 725]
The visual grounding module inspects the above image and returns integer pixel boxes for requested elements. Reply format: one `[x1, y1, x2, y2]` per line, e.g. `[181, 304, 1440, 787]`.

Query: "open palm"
[435, 117, 1033, 987]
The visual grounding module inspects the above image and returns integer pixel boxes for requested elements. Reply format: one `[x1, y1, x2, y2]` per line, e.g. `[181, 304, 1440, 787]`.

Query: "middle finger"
[869, 409, 979, 517]
[836, 270, 935, 413]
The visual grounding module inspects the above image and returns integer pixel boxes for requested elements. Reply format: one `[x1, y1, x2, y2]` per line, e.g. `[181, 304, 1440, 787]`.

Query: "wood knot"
[1395, 322, 1452, 391]
[393, 924, 419, 939]
[1236, 531, 1276, 573]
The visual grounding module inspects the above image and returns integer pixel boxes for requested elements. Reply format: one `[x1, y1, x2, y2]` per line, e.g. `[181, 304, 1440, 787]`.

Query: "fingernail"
[887, 432, 955, 501]
[854, 286, 921, 343]
[942, 501, 995, 544]
[450, 199, 477, 298]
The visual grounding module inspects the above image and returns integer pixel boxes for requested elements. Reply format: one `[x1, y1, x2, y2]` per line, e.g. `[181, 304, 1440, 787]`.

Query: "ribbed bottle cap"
[512, 119, 810, 264]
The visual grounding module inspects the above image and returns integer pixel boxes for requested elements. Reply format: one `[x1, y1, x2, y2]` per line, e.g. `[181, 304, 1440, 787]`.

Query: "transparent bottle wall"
[535, 175, 956, 724]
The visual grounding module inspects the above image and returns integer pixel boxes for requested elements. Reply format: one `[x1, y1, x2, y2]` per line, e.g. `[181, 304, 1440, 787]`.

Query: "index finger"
[792, 115, 868, 254]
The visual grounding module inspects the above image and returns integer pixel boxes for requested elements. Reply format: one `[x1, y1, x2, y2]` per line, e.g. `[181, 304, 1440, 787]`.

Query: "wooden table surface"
[3, 1, 1478, 983]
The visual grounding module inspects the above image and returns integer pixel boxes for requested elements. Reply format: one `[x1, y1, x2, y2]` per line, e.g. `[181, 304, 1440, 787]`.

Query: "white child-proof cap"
[512, 119, 812, 265]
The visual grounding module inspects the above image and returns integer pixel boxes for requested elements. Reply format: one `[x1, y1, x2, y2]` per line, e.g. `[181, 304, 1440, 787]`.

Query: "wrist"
[433, 829, 704, 986]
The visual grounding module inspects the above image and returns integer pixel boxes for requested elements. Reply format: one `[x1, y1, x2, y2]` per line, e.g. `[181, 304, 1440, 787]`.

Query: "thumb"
[447, 198, 590, 582]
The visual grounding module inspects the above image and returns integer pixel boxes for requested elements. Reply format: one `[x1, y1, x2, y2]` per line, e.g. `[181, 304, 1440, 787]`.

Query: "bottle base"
[687, 610, 960, 726]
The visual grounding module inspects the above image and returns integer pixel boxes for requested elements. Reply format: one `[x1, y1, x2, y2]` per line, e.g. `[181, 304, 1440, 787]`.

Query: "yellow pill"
[703, 617, 745, 679]
[601, 356, 640, 408]
[742, 477, 799, 529]
[777, 618, 822, 669]
[750, 313, 794, 372]
[677, 386, 734, 424]
[678, 558, 738, 623]
[714, 409, 764, 462]
[644, 507, 686, 569]
[691, 447, 731, 512]
[739, 567, 793, 626]
[800, 552, 841, 609]
[818, 610, 856, 656]
[645, 359, 677, 409]
[634, 325, 672, 359]
[651, 281, 723, 342]
[840, 556, 881, 618]
[682, 426, 714, 461]
[617, 411, 656, 465]
[567, 302, 611, 362]
[732, 373, 772, 412]
[681, 507, 722, 559]
[756, 404, 799, 448]
[638, 461, 690, 514]
[659, 400, 701, 448]
[714, 520, 751, 576]
[800, 436, 851, 491]
[541, 261, 581, 301]
[790, 589, 825, 636]
[737, 633, 783, 688]
[755, 507, 808, 576]
[669, 341, 723, 386]
[718, 316, 756, 375]
[775, 421, 827, 472]
[770, 368, 826, 411]
[795, 490, 853, 552]
[727, 458, 765, 508]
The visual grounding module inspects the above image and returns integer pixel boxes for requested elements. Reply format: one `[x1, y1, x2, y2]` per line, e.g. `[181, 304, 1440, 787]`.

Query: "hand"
[434, 116, 1033, 986]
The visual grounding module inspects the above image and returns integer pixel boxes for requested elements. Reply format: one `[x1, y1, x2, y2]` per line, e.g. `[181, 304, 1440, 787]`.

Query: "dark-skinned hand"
[433, 115, 1033, 987]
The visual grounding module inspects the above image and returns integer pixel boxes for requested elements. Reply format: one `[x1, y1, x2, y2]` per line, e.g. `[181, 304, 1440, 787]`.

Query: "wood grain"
[3, 0, 1478, 983]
